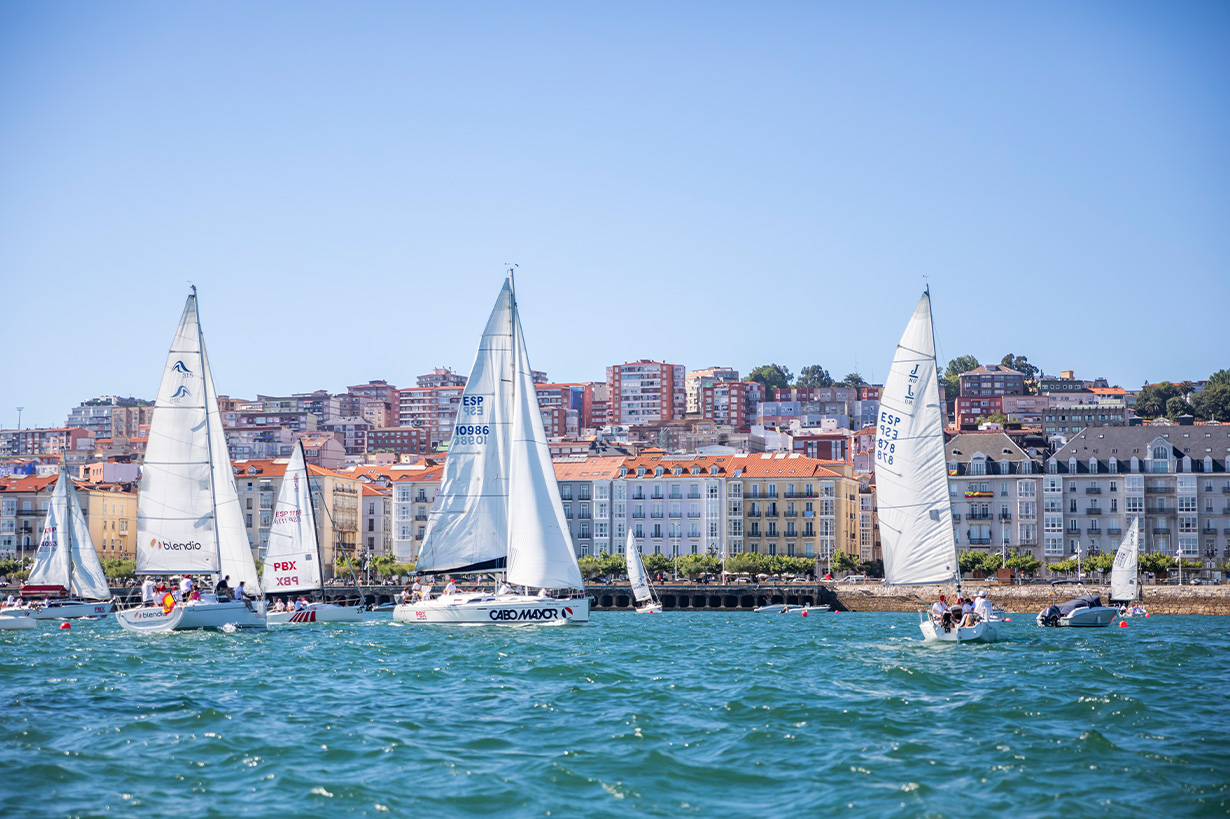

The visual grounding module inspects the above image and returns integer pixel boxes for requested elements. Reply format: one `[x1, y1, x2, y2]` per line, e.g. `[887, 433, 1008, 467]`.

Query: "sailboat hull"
[0, 610, 36, 630]
[920, 616, 1000, 643]
[634, 602, 664, 614]
[393, 594, 589, 625]
[116, 599, 267, 632]
[267, 603, 363, 625]
[25, 600, 115, 620]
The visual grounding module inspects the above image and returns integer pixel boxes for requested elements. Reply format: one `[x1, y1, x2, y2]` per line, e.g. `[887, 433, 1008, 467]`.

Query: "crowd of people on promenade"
[929, 591, 994, 631]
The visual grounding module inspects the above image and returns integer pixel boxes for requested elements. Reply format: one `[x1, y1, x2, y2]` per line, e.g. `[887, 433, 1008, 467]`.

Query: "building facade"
[606, 360, 686, 425]
[945, 433, 1044, 562]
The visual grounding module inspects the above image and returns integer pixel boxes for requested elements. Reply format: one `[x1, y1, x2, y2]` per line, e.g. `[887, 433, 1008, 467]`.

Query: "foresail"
[203, 340, 260, 592]
[64, 475, 111, 600]
[27, 472, 73, 589]
[1110, 518, 1139, 602]
[135, 294, 222, 576]
[876, 292, 957, 586]
[416, 282, 515, 574]
[506, 305, 584, 590]
[261, 442, 322, 594]
[625, 530, 652, 604]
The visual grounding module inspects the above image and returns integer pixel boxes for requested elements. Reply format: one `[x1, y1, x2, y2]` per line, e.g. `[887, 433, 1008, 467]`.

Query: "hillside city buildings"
[3, 360, 1226, 581]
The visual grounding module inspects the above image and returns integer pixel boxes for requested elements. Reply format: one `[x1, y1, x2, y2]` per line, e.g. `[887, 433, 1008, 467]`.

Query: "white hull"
[0, 610, 36, 630]
[117, 599, 267, 633]
[634, 602, 664, 614]
[24, 600, 115, 620]
[267, 603, 363, 625]
[1053, 606, 1118, 628]
[754, 604, 831, 614]
[393, 593, 589, 626]
[920, 615, 1001, 643]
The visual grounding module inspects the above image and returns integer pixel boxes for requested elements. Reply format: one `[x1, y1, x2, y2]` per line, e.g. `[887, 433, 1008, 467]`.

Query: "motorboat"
[1037, 582, 1119, 628]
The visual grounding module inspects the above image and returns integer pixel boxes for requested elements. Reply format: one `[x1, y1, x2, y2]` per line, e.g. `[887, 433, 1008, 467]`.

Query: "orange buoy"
[60, 622, 70, 630]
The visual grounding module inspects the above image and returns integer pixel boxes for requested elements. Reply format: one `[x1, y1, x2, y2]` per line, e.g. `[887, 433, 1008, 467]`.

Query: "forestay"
[876, 291, 958, 586]
[416, 282, 515, 575]
[261, 442, 322, 595]
[1111, 517, 1140, 602]
[506, 304, 584, 591]
[624, 529, 652, 604]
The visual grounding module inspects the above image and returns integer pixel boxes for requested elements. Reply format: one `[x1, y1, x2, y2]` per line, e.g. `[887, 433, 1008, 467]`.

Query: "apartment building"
[553, 456, 625, 557]
[66, 398, 154, 440]
[360, 484, 392, 560]
[732, 453, 856, 562]
[385, 462, 445, 561]
[368, 426, 434, 456]
[959, 364, 1025, 398]
[857, 481, 881, 563]
[535, 383, 592, 438]
[700, 380, 763, 432]
[1038, 370, 1109, 395]
[1001, 395, 1046, 426]
[606, 360, 686, 425]
[589, 382, 610, 429]
[1048, 425, 1230, 574]
[79, 481, 139, 560]
[1043, 394, 1130, 436]
[417, 367, 467, 388]
[956, 395, 1003, 427]
[612, 454, 729, 561]
[0, 427, 91, 458]
[225, 425, 296, 460]
[685, 367, 739, 414]
[0, 474, 58, 559]
[945, 433, 1044, 562]
[397, 385, 466, 441]
[320, 417, 371, 455]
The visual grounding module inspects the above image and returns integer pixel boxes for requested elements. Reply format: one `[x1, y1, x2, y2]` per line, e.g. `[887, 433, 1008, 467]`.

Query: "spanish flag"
[162, 593, 176, 615]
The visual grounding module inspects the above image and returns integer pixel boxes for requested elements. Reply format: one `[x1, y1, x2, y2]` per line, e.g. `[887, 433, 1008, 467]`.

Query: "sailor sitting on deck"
[443, 578, 457, 596]
[399, 586, 413, 604]
[498, 581, 514, 596]
[233, 581, 254, 610]
[537, 587, 549, 599]
[930, 595, 953, 631]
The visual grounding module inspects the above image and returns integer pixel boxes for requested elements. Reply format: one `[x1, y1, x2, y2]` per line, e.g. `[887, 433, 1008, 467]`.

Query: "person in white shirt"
[233, 582, 249, 601]
[498, 581, 514, 596]
[411, 579, 422, 601]
[930, 594, 948, 618]
[537, 587, 549, 599]
[974, 591, 992, 622]
[443, 578, 457, 596]
[3, 593, 15, 608]
[141, 577, 156, 604]
[179, 575, 194, 597]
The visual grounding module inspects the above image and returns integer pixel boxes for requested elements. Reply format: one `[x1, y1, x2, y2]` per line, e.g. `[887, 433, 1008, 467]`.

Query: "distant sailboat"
[19, 467, 115, 619]
[394, 272, 588, 625]
[116, 289, 266, 632]
[877, 289, 999, 643]
[624, 530, 662, 614]
[263, 441, 363, 624]
[1110, 517, 1140, 604]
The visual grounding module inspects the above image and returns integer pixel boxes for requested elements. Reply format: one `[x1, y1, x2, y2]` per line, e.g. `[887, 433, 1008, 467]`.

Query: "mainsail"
[261, 442, 323, 595]
[624, 529, 653, 605]
[1110, 517, 1140, 602]
[29, 471, 112, 600]
[877, 291, 958, 586]
[136, 291, 259, 591]
[415, 282, 515, 574]
[506, 300, 584, 590]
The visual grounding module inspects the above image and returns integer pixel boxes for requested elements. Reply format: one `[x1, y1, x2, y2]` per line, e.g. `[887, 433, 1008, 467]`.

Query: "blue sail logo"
[170, 385, 191, 402]
[172, 360, 193, 377]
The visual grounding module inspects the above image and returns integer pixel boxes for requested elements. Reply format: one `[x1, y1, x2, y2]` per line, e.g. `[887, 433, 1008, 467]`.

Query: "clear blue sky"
[2, 2, 1227, 428]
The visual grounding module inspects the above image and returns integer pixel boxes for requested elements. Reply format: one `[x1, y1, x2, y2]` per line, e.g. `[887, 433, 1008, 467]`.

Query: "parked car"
[840, 574, 867, 583]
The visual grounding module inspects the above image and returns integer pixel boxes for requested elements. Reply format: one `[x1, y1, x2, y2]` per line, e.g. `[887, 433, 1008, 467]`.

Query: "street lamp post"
[1075, 543, 1082, 582]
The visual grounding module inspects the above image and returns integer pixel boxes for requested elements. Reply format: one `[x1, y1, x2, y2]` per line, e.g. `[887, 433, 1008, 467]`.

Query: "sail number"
[454, 424, 490, 445]
[876, 411, 901, 465]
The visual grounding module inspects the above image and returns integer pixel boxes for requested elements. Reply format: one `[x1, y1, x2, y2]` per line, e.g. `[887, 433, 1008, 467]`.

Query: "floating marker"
[801, 610, 808, 617]
[60, 622, 71, 630]
[1119, 621, 1128, 628]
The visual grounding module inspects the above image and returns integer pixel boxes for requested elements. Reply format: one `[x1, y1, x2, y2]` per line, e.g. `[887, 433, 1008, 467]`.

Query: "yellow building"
[79, 482, 138, 560]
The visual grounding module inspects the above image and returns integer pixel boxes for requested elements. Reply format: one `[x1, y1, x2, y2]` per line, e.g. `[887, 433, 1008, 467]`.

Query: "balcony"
[968, 537, 992, 546]
[1086, 528, 1102, 535]
[669, 494, 682, 501]
[1224, 528, 1230, 535]
[632, 512, 644, 519]
[966, 512, 992, 521]
[1085, 508, 1102, 515]
[1202, 526, 1217, 535]
[1153, 528, 1171, 536]
[999, 513, 1012, 521]
[1085, 487, 1102, 495]
[632, 493, 645, 501]
[1020, 536, 1038, 545]
[1145, 486, 1174, 494]
[747, 511, 762, 518]
[414, 515, 427, 522]
[688, 511, 701, 518]
[688, 493, 701, 500]
[785, 511, 797, 518]
[1222, 487, 1230, 494]
[1107, 528, 1122, 537]
[650, 512, 663, 519]
[1146, 506, 1175, 515]
[668, 512, 682, 518]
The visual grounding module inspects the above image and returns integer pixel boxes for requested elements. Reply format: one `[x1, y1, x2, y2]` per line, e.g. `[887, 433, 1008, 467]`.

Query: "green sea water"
[1, 612, 1227, 818]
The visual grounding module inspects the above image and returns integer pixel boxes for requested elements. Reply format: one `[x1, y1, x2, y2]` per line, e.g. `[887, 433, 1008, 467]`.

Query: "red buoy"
[1145, 613, 1150, 617]
[1119, 621, 1128, 628]
[60, 622, 71, 630]
[801, 610, 808, 617]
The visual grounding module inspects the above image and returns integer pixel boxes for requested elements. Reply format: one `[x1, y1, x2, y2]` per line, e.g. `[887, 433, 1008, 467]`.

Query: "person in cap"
[973, 590, 992, 622]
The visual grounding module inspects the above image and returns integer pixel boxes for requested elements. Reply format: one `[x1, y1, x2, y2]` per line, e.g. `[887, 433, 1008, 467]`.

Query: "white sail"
[1110, 517, 1139, 602]
[261, 442, 322, 595]
[63, 475, 111, 600]
[136, 294, 223, 576]
[202, 341, 260, 592]
[877, 291, 958, 586]
[624, 529, 652, 604]
[27, 473, 74, 590]
[506, 296, 584, 590]
[416, 282, 516, 574]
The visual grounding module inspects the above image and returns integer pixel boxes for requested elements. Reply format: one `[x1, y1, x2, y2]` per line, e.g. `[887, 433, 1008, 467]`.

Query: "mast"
[193, 286, 225, 580]
[925, 285, 962, 597]
[507, 265, 517, 560]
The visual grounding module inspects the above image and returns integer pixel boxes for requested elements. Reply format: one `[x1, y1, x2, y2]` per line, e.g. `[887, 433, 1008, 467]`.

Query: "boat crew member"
[411, 579, 421, 601]
[498, 581, 514, 596]
[443, 578, 457, 596]
[930, 594, 948, 618]
[141, 577, 156, 605]
[180, 575, 194, 598]
[537, 587, 549, 598]
[233, 581, 251, 606]
[215, 575, 231, 600]
[974, 591, 992, 622]
[3, 593, 14, 608]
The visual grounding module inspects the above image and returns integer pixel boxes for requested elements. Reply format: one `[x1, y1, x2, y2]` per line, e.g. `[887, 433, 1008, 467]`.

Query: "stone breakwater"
[584, 582, 1230, 615]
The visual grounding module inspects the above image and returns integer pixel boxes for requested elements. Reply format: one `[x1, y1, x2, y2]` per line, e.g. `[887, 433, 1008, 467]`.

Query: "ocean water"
[2, 612, 1228, 818]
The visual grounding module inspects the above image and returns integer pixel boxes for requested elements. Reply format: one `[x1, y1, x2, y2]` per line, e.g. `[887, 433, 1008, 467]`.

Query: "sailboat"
[263, 441, 364, 624]
[877, 289, 999, 643]
[1036, 520, 1133, 628]
[116, 289, 267, 632]
[624, 530, 663, 614]
[393, 272, 589, 625]
[18, 467, 115, 619]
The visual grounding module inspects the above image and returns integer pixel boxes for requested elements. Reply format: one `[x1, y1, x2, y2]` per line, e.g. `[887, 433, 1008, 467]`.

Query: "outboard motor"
[1037, 605, 1062, 627]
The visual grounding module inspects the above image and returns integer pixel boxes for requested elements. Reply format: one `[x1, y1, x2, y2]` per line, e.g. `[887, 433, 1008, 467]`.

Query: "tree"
[1165, 396, 1194, 420]
[1135, 383, 1180, 419]
[1000, 354, 1039, 390]
[101, 558, 136, 580]
[1005, 553, 1041, 577]
[977, 411, 1009, 426]
[941, 355, 980, 418]
[745, 363, 793, 391]
[1192, 385, 1230, 422]
[642, 553, 673, 578]
[830, 549, 860, 573]
[1137, 552, 1174, 576]
[576, 556, 604, 581]
[1048, 558, 1078, 575]
[600, 552, 627, 579]
[1208, 369, 1230, 390]
[837, 372, 867, 389]
[677, 553, 721, 580]
[858, 559, 884, 578]
[796, 365, 833, 388]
